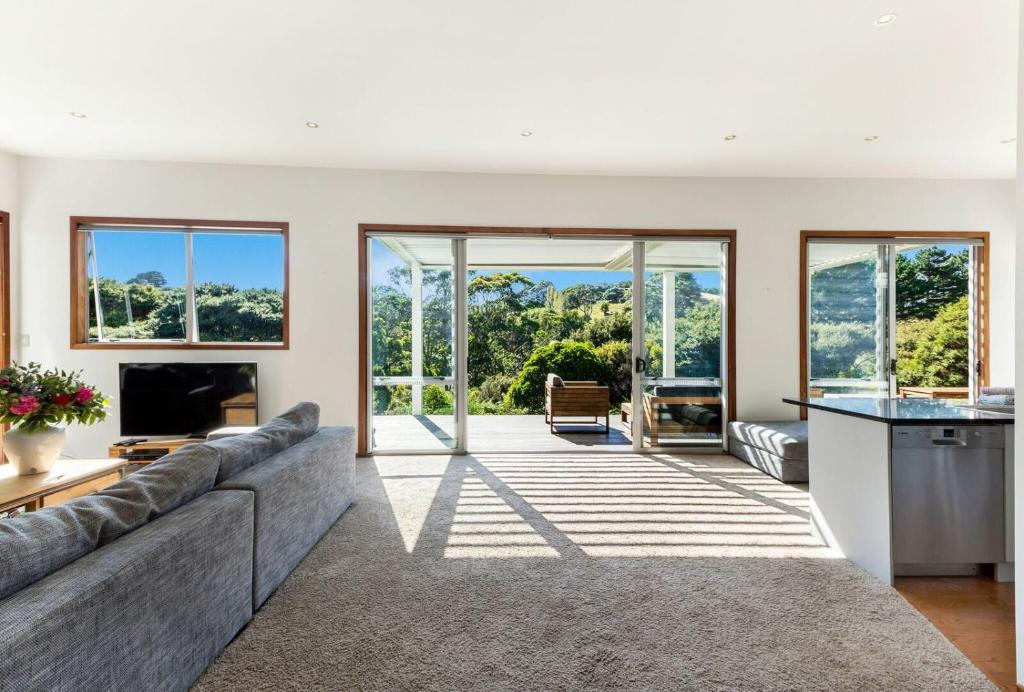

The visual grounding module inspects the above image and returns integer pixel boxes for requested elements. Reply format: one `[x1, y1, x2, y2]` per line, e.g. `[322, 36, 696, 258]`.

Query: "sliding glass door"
[805, 237, 981, 400]
[632, 239, 730, 450]
[367, 235, 467, 453]
[362, 229, 733, 455]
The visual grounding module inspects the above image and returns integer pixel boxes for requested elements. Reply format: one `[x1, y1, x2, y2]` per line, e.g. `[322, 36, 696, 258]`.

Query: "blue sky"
[93, 232, 285, 290]
[371, 239, 721, 292]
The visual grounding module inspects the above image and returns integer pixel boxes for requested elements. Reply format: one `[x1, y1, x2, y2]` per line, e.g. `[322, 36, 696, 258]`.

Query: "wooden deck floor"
[372, 414, 635, 452]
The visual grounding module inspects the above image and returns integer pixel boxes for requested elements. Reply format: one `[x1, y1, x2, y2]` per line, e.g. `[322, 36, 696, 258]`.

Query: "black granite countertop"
[782, 397, 1015, 425]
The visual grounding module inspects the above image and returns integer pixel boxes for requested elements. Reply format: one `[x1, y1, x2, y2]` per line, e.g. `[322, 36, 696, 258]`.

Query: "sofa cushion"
[653, 385, 722, 397]
[547, 374, 565, 388]
[0, 443, 220, 601]
[727, 421, 808, 461]
[209, 402, 321, 483]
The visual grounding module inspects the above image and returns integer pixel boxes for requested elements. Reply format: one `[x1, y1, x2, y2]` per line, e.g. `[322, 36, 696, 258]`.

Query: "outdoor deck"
[371, 414, 635, 452]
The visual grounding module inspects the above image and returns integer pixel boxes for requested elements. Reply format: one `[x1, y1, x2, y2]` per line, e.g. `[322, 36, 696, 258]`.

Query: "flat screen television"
[119, 362, 258, 437]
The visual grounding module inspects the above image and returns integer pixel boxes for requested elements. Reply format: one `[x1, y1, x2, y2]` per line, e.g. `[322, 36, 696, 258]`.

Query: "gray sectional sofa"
[0, 402, 355, 692]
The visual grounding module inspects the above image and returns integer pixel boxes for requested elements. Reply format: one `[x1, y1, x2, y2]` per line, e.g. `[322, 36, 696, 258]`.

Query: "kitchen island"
[783, 397, 1015, 585]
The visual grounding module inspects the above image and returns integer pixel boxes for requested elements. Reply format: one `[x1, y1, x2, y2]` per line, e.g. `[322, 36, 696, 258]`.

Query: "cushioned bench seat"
[727, 421, 808, 483]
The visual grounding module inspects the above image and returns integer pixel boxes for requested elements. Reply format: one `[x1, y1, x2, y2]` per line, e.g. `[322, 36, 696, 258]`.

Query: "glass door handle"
[635, 357, 648, 373]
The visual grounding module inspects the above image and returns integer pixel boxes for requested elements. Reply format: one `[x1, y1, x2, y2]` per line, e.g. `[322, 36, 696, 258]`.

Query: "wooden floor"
[895, 576, 1016, 691]
[371, 413, 722, 452]
[372, 414, 633, 452]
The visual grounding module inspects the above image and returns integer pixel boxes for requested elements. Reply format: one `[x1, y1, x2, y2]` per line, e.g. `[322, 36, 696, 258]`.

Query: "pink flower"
[0, 379, 10, 386]
[9, 395, 39, 416]
[74, 387, 94, 404]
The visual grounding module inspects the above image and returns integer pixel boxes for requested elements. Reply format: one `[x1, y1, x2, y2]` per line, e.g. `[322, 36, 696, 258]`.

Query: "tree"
[575, 311, 632, 347]
[644, 272, 703, 331]
[127, 270, 168, 287]
[674, 301, 721, 377]
[809, 322, 877, 379]
[504, 341, 606, 412]
[896, 247, 968, 320]
[898, 297, 969, 386]
[193, 284, 284, 342]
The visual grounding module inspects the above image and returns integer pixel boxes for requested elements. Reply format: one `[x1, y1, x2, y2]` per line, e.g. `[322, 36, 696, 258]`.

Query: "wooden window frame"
[70, 216, 289, 350]
[798, 230, 990, 418]
[357, 223, 737, 456]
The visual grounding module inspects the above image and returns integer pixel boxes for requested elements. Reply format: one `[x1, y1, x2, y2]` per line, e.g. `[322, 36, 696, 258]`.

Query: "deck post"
[662, 271, 676, 378]
[411, 263, 424, 415]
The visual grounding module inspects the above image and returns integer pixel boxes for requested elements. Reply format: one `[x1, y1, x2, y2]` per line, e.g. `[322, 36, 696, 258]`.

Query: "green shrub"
[478, 374, 515, 404]
[901, 297, 969, 387]
[594, 340, 631, 405]
[422, 385, 454, 415]
[504, 341, 606, 413]
[808, 321, 876, 379]
[375, 385, 411, 415]
[468, 388, 504, 415]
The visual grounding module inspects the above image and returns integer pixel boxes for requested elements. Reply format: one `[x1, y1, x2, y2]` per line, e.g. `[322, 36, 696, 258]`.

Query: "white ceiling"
[0, 1, 1017, 178]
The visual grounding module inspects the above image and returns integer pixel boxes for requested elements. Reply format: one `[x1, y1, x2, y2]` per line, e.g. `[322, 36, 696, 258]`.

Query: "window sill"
[71, 341, 288, 350]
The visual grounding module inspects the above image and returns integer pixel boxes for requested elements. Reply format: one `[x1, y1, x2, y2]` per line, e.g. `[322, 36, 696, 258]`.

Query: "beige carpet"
[194, 452, 995, 691]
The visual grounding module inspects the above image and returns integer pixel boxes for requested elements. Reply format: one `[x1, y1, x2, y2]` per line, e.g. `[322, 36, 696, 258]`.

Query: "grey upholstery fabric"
[0, 444, 220, 600]
[0, 490, 254, 692]
[730, 440, 809, 483]
[216, 426, 355, 607]
[547, 374, 565, 387]
[275, 401, 320, 437]
[209, 402, 321, 483]
[727, 421, 808, 461]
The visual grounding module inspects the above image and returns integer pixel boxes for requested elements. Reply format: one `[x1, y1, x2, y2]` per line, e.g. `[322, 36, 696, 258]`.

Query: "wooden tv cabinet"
[108, 439, 202, 462]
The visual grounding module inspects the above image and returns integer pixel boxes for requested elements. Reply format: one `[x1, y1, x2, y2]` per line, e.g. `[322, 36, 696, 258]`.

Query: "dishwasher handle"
[930, 438, 968, 447]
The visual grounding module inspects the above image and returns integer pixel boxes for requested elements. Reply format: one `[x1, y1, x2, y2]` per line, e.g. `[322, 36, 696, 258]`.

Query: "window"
[71, 217, 288, 348]
[800, 232, 987, 406]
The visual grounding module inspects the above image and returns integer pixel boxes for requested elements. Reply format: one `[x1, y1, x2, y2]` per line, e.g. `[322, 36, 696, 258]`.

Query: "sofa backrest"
[208, 401, 321, 483]
[0, 443, 220, 601]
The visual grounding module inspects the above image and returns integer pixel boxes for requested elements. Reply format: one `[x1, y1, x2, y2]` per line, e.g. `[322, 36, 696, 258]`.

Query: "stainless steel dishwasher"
[891, 425, 1005, 572]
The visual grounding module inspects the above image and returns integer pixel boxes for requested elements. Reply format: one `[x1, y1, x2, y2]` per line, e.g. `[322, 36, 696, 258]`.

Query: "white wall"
[0, 151, 17, 212]
[12, 156, 1017, 457]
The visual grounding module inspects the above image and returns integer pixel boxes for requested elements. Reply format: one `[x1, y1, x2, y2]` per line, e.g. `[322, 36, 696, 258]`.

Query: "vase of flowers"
[0, 363, 108, 475]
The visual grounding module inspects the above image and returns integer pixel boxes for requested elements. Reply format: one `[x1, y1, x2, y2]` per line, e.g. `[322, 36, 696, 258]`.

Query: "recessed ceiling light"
[873, 13, 897, 26]
[724, 134, 737, 141]
[1000, 137, 1016, 144]
[520, 130, 533, 137]
[864, 135, 879, 142]
[69, 112, 87, 119]
[305, 121, 319, 129]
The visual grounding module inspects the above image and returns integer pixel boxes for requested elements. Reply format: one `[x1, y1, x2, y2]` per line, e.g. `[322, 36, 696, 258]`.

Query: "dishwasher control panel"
[892, 425, 1005, 449]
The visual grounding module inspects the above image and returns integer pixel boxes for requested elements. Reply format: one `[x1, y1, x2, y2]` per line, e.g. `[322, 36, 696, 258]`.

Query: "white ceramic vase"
[4, 426, 66, 475]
